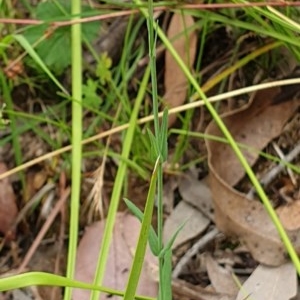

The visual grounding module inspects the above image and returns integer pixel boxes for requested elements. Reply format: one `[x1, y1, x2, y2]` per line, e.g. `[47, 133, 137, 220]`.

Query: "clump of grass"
[1, 1, 300, 299]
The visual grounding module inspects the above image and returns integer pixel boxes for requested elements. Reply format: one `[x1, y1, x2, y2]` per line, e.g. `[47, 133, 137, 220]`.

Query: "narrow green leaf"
[0, 272, 154, 300]
[124, 157, 160, 300]
[124, 198, 159, 256]
[159, 221, 186, 259]
[91, 66, 151, 300]
[159, 108, 169, 162]
[147, 128, 160, 161]
[13, 34, 68, 95]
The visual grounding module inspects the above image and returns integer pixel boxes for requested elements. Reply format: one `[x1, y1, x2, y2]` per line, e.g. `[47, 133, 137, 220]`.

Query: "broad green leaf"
[23, 0, 100, 74]
[13, 34, 68, 94]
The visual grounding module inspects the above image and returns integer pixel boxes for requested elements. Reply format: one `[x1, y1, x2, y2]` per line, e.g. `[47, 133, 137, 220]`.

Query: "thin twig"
[247, 142, 300, 199]
[1, 78, 300, 180]
[51, 174, 67, 300]
[272, 142, 297, 185]
[17, 187, 70, 273]
[172, 227, 219, 278]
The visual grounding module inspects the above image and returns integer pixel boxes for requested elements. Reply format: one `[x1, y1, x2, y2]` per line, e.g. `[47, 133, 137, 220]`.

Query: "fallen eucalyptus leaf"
[236, 262, 297, 300]
[164, 13, 197, 126]
[73, 212, 158, 300]
[206, 254, 238, 296]
[205, 88, 299, 265]
[0, 162, 18, 240]
[163, 201, 210, 249]
[179, 174, 214, 220]
[277, 200, 300, 231]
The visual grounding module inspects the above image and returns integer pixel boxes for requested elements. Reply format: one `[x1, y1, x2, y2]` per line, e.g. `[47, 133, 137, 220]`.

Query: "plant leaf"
[124, 198, 159, 256]
[159, 108, 169, 162]
[13, 34, 68, 94]
[23, 0, 100, 74]
[147, 128, 160, 161]
[123, 157, 160, 300]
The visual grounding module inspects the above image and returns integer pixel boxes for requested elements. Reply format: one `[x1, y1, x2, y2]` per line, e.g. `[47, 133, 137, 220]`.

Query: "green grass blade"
[147, 128, 160, 160]
[0, 72, 25, 189]
[90, 65, 151, 300]
[0, 272, 155, 300]
[12, 34, 68, 95]
[159, 108, 168, 162]
[124, 157, 160, 300]
[64, 0, 82, 299]
[159, 221, 186, 259]
[124, 198, 159, 256]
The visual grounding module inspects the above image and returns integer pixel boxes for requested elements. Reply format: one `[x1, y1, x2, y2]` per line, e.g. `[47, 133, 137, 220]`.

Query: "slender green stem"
[123, 157, 159, 300]
[147, 1, 165, 299]
[90, 66, 150, 300]
[0, 271, 155, 300]
[64, 0, 82, 299]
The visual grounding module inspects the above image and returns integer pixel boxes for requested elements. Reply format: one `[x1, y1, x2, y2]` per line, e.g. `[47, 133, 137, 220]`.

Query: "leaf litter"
[168, 84, 300, 298]
[236, 262, 297, 300]
[164, 12, 197, 126]
[0, 162, 18, 241]
[3, 3, 300, 300]
[73, 212, 157, 300]
[205, 88, 299, 266]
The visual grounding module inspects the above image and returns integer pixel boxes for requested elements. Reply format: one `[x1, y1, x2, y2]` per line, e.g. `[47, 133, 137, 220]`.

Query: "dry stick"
[172, 227, 220, 278]
[272, 142, 297, 185]
[51, 174, 68, 300]
[247, 142, 300, 199]
[2, 77, 300, 181]
[17, 187, 70, 273]
[6, 183, 56, 237]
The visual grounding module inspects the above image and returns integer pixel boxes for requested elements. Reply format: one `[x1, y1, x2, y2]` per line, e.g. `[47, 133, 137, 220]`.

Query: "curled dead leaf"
[0, 163, 18, 240]
[164, 13, 197, 126]
[277, 200, 300, 231]
[236, 262, 297, 300]
[163, 201, 210, 249]
[205, 88, 300, 266]
[206, 254, 238, 296]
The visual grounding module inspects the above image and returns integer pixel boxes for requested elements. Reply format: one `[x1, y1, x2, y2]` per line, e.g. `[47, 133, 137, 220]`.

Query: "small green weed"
[23, 0, 99, 74]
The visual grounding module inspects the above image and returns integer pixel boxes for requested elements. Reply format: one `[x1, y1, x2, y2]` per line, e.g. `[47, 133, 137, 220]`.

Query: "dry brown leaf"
[162, 176, 178, 214]
[205, 89, 300, 266]
[163, 201, 210, 249]
[179, 174, 214, 220]
[208, 88, 298, 187]
[235, 262, 297, 300]
[277, 200, 300, 230]
[73, 212, 157, 300]
[0, 162, 18, 239]
[164, 13, 197, 126]
[173, 278, 236, 300]
[206, 255, 238, 296]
